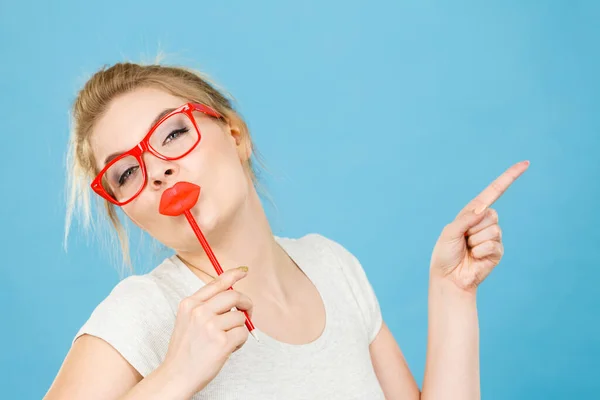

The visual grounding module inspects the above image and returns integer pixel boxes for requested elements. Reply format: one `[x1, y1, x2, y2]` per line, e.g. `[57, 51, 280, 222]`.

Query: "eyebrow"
[102, 107, 177, 166]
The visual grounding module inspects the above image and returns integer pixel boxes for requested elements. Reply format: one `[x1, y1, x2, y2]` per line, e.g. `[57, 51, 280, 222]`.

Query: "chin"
[190, 200, 221, 233]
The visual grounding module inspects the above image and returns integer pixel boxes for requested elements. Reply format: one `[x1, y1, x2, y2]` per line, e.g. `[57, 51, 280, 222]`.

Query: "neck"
[175, 184, 295, 301]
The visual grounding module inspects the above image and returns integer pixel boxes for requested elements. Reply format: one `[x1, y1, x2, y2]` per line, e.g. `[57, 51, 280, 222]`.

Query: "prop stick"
[159, 181, 259, 341]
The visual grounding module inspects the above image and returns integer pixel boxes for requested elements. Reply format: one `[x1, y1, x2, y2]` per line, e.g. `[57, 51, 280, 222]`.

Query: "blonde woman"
[45, 63, 529, 399]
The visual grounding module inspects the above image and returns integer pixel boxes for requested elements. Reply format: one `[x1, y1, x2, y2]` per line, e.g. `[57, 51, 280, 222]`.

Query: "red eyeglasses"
[91, 102, 222, 206]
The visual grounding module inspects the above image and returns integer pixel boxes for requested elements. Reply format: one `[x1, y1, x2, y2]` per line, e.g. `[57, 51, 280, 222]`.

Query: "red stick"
[159, 181, 258, 341]
[183, 210, 258, 340]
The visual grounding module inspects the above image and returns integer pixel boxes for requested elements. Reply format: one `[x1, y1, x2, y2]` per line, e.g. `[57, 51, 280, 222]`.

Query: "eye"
[118, 166, 139, 186]
[163, 127, 190, 145]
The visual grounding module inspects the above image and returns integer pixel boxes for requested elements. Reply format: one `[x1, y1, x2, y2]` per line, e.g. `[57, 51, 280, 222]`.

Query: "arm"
[371, 161, 529, 399]
[421, 277, 479, 400]
[370, 322, 421, 399]
[44, 334, 190, 400]
[45, 267, 254, 400]
[369, 279, 479, 400]
[419, 161, 528, 399]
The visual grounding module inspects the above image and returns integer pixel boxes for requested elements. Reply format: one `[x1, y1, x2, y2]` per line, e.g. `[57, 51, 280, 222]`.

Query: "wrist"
[153, 362, 198, 400]
[429, 273, 478, 303]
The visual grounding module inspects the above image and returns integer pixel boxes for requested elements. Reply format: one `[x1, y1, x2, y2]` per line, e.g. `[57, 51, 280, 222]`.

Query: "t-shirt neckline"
[168, 235, 333, 352]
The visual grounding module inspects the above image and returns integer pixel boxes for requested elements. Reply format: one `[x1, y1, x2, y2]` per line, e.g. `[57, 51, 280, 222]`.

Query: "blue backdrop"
[1, 1, 598, 398]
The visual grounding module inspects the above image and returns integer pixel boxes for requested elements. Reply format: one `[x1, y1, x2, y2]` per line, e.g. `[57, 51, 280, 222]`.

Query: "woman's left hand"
[430, 161, 530, 293]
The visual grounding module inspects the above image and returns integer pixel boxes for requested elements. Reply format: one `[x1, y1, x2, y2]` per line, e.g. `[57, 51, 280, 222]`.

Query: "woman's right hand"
[159, 266, 253, 397]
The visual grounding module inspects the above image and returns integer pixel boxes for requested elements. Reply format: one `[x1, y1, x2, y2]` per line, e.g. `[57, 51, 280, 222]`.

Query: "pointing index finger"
[465, 160, 530, 214]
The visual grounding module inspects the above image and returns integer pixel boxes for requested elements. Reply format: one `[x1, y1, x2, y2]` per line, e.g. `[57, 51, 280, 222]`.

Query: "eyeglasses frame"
[90, 102, 222, 206]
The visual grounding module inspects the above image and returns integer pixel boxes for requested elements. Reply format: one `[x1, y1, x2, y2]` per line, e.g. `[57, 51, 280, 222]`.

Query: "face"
[91, 87, 252, 251]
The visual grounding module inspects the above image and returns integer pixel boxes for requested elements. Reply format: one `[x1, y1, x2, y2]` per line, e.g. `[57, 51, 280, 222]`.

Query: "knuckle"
[245, 296, 254, 309]
[467, 236, 474, 248]
[211, 279, 227, 292]
[192, 305, 209, 320]
[219, 291, 235, 305]
[231, 327, 249, 346]
[235, 311, 246, 323]
[238, 329, 250, 343]
[237, 293, 252, 310]
[488, 208, 499, 222]
[235, 292, 246, 305]
[203, 319, 216, 332]
[213, 331, 228, 347]
[178, 298, 195, 314]
[490, 181, 503, 194]
[231, 290, 242, 302]
[210, 276, 229, 291]
[442, 223, 453, 235]
[220, 276, 234, 291]
[495, 225, 502, 239]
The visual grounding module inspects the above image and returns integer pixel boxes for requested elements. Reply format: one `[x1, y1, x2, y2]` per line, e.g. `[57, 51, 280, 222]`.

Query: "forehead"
[91, 87, 188, 168]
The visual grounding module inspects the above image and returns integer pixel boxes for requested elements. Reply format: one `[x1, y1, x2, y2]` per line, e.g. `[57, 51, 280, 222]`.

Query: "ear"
[228, 121, 252, 163]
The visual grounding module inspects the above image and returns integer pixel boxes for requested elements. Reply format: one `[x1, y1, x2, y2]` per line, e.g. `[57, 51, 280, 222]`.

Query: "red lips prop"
[159, 181, 201, 216]
[159, 181, 258, 340]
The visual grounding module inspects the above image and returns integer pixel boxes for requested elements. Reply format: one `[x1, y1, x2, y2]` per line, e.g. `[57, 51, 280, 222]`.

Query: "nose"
[144, 153, 179, 190]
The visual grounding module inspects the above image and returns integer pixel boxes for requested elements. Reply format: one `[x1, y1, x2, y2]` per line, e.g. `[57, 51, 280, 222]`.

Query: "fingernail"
[475, 206, 487, 215]
[238, 266, 249, 273]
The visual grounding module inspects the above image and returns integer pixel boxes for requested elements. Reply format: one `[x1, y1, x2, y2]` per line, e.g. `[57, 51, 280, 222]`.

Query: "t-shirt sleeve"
[317, 234, 383, 344]
[72, 275, 174, 377]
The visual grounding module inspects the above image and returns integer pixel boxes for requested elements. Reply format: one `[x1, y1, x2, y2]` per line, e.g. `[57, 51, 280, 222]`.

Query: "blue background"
[1, 1, 598, 398]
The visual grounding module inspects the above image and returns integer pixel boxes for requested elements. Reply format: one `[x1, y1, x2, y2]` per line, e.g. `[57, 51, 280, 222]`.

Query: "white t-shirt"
[73, 233, 385, 399]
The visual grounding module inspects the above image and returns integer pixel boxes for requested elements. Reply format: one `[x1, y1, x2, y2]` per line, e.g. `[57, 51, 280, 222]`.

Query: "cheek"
[122, 195, 162, 230]
[187, 134, 247, 189]
[207, 155, 249, 197]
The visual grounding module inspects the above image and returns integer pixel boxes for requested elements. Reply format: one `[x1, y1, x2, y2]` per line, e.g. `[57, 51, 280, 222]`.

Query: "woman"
[46, 62, 529, 399]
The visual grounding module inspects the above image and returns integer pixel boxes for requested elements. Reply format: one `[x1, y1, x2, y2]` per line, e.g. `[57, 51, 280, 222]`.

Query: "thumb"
[443, 208, 488, 241]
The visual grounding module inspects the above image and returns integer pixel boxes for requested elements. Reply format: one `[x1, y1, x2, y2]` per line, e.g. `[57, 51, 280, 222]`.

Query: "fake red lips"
[159, 181, 201, 216]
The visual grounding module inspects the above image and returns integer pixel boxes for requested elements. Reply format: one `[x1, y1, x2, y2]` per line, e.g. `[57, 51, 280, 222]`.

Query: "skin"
[45, 86, 529, 399]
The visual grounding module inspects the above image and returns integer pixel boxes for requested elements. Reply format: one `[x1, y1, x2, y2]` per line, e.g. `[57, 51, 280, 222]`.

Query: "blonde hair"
[64, 62, 271, 272]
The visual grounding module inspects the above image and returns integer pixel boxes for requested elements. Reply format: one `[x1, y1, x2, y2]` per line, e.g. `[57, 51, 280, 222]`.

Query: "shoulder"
[90, 273, 172, 318]
[72, 265, 177, 376]
[283, 233, 383, 343]
[108, 273, 164, 300]
[277, 233, 374, 292]
[276, 232, 349, 256]
[277, 232, 361, 269]
[99, 256, 187, 312]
